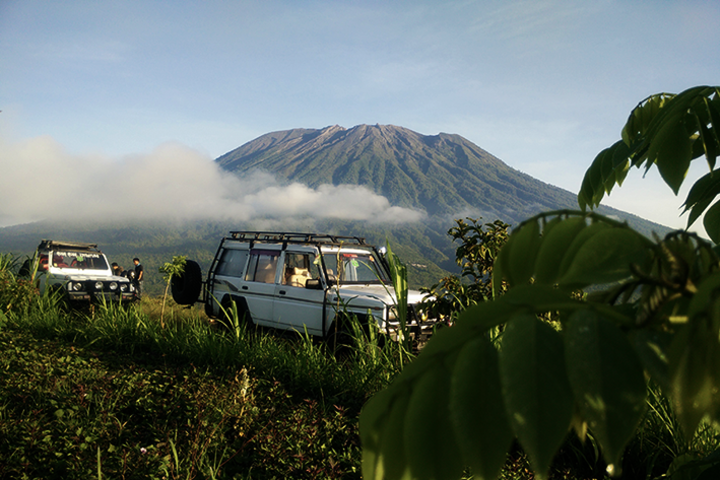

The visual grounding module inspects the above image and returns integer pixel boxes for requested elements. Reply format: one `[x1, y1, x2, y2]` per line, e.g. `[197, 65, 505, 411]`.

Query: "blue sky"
[1, 0, 719, 230]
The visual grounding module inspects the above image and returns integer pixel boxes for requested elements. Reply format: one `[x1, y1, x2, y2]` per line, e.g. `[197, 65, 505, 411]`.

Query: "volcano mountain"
[216, 124, 660, 232]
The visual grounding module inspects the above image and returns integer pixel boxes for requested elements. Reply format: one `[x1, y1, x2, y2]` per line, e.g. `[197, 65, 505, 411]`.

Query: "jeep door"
[273, 248, 329, 336]
[211, 243, 250, 317]
[242, 247, 282, 325]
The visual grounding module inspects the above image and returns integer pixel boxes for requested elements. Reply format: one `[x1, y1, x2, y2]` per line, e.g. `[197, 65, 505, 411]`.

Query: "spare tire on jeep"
[172, 259, 202, 305]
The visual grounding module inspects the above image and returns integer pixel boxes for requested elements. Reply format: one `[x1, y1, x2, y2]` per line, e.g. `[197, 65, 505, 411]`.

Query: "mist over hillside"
[1, 124, 671, 293]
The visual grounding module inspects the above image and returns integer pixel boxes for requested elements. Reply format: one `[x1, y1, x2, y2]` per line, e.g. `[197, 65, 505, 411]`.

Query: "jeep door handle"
[279, 290, 286, 295]
[242, 285, 248, 290]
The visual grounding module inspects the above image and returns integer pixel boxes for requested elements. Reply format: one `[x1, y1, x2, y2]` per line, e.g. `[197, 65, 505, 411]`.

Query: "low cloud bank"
[0, 136, 426, 227]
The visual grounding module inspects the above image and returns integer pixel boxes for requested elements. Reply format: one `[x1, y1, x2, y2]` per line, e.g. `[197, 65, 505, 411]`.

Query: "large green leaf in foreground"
[499, 314, 574, 479]
[361, 208, 720, 479]
[564, 310, 647, 469]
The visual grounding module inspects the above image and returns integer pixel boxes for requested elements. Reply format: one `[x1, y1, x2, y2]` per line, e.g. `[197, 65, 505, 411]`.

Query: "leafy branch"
[361, 86, 720, 480]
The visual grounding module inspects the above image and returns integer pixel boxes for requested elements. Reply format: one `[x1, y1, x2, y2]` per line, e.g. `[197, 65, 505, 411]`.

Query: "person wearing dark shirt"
[133, 257, 144, 299]
[111, 262, 124, 277]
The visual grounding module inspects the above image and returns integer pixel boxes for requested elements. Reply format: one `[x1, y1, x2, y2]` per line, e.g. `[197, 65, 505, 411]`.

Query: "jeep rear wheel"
[171, 260, 202, 305]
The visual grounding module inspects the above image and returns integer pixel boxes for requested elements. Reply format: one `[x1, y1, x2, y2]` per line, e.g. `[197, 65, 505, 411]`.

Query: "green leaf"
[499, 314, 574, 479]
[579, 141, 628, 210]
[558, 226, 650, 288]
[450, 336, 513, 480]
[492, 234, 512, 295]
[669, 272, 720, 438]
[629, 329, 672, 392]
[582, 148, 608, 208]
[669, 319, 720, 440]
[557, 221, 611, 280]
[564, 310, 647, 468]
[682, 171, 720, 229]
[534, 216, 588, 285]
[379, 392, 413, 480]
[404, 366, 464, 480]
[703, 200, 720, 244]
[651, 115, 694, 194]
[695, 98, 718, 169]
[361, 387, 404, 480]
[609, 141, 632, 187]
[622, 93, 674, 147]
[500, 283, 580, 312]
[506, 219, 541, 286]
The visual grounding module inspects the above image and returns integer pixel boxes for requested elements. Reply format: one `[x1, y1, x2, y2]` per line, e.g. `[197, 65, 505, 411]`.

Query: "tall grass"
[2, 283, 404, 411]
[4, 252, 718, 478]
[1, 253, 403, 478]
[621, 383, 720, 479]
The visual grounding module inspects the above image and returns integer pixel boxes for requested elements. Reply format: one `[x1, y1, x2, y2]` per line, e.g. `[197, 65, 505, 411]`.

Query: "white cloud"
[0, 135, 425, 228]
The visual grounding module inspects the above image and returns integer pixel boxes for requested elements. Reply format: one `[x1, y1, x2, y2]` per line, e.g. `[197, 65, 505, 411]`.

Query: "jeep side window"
[216, 249, 249, 277]
[282, 253, 320, 288]
[244, 250, 279, 284]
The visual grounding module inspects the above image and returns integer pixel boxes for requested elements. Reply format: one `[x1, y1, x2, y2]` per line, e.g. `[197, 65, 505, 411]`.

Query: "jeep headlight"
[70, 282, 84, 292]
[387, 306, 397, 321]
[94, 281, 104, 291]
[120, 283, 127, 292]
[109, 282, 118, 291]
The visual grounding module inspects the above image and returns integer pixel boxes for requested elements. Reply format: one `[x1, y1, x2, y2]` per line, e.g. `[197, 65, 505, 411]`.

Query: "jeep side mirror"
[306, 278, 323, 290]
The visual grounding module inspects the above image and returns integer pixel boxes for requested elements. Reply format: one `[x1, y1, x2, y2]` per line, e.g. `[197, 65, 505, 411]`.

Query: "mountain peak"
[215, 125, 579, 221]
[214, 125, 669, 236]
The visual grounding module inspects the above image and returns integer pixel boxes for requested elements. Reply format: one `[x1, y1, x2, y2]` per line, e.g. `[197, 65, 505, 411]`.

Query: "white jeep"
[172, 231, 436, 344]
[29, 239, 137, 304]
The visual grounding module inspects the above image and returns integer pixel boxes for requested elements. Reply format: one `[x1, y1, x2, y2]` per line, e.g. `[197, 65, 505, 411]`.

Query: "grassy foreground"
[1, 328, 362, 479]
[1, 264, 718, 479]
[0, 291, 404, 479]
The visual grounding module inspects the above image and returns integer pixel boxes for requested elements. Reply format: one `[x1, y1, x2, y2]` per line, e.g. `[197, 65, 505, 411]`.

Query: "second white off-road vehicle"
[172, 231, 436, 344]
[28, 239, 137, 304]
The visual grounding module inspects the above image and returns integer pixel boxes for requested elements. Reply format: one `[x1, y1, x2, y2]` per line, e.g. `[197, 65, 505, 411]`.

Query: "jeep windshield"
[51, 251, 109, 271]
[322, 250, 390, 285]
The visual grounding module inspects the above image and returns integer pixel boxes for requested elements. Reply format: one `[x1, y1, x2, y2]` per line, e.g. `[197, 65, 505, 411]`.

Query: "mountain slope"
[217, 124, 667, 235]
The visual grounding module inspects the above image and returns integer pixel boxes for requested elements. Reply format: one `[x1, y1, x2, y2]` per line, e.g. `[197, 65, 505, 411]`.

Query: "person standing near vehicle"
[133, 258, 144, 299]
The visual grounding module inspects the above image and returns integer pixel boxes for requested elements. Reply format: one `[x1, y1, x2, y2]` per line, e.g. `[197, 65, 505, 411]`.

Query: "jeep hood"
[333, 284, 426, 306]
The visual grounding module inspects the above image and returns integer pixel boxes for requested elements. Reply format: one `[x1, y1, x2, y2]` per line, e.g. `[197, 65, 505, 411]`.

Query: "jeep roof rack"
[228, 231, 368, 246]
[37, 239, 101, 252]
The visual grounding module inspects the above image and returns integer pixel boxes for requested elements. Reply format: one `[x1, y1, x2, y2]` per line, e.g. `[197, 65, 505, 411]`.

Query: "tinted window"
[216, 249, 249, 277]
[245, 250, 280, 283]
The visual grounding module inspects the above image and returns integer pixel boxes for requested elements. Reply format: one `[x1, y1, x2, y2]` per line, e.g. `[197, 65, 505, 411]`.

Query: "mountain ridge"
[216, 124, 665, 235]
